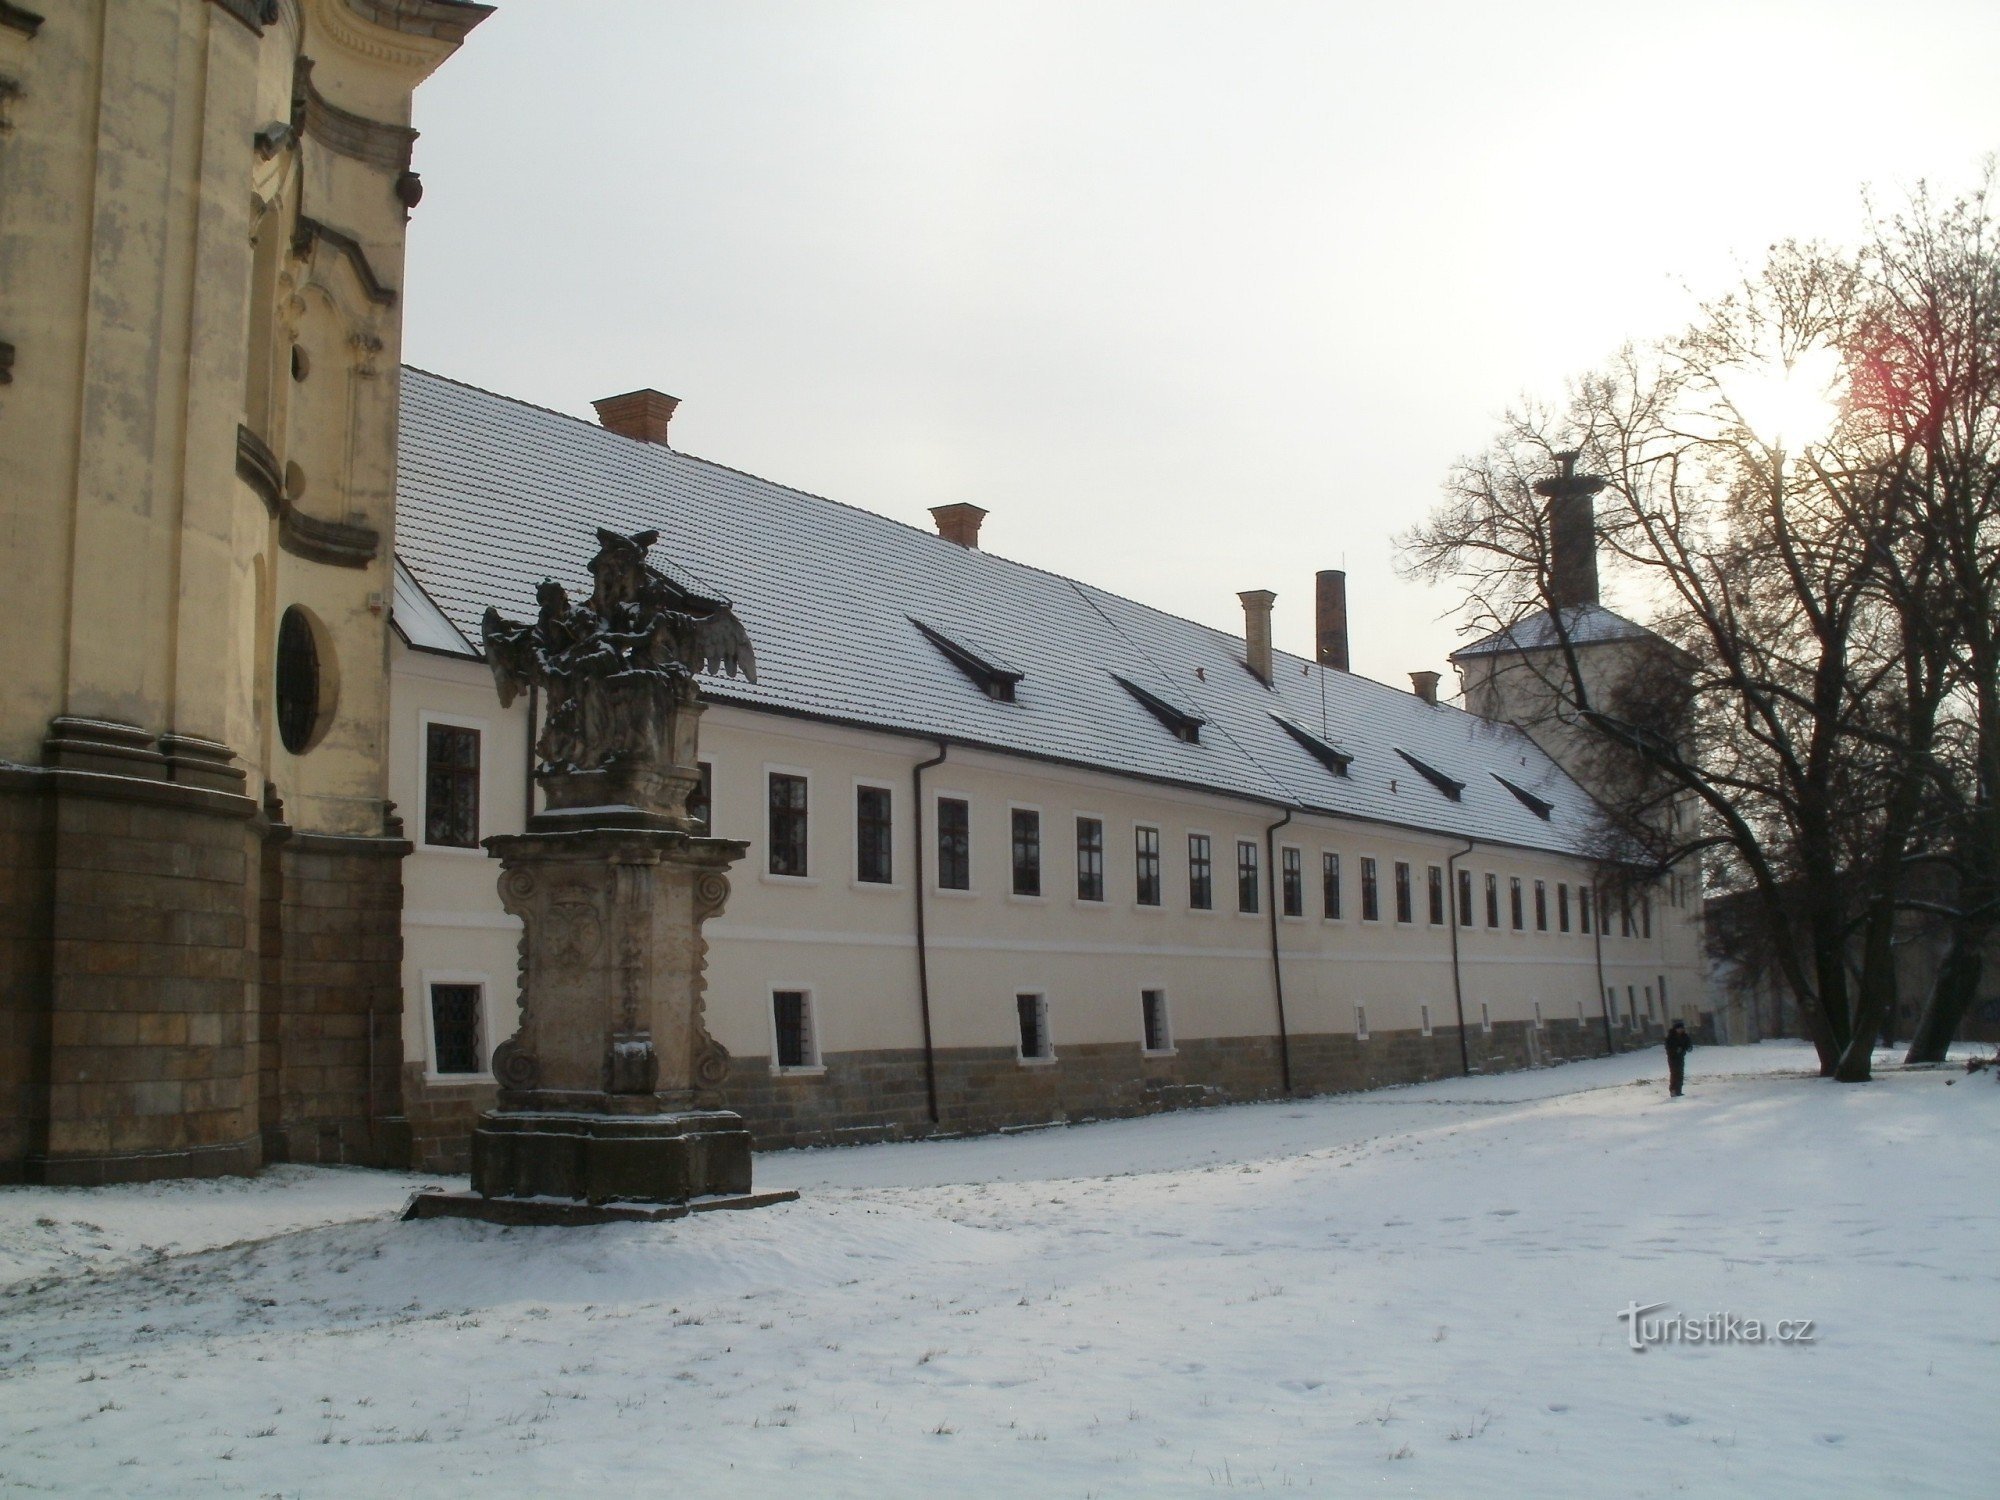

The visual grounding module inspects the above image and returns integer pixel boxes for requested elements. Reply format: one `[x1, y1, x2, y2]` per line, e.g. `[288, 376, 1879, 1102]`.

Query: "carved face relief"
[544, 897, 602, 966]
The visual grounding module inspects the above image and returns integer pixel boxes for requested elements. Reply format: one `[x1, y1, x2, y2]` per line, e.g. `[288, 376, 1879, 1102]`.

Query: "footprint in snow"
[1818, 1434, 1846, 1446]
[1665, 1412, 1693, 1426]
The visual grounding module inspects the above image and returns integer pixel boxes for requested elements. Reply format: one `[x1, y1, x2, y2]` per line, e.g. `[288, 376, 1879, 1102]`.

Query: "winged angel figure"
[481, 528, 756, 773]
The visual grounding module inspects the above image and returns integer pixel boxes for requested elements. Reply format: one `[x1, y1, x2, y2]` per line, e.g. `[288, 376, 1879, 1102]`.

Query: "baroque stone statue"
[480, 527, 755, 823]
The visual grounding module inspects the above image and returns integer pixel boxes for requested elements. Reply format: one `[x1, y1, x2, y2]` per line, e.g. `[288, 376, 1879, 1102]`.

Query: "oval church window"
[275, 606, 323, 754]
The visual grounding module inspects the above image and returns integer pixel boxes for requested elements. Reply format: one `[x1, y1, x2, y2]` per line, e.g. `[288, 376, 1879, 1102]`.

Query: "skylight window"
[1492, 772, 1554, 820]
[1273, 715, 1352, 777]
[909, 618, 1022, 702]
[1113, 673, 1204, 744]
[1394, 748, 1465, 801]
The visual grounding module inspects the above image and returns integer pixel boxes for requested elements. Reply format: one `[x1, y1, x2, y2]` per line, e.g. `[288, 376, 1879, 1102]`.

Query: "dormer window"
[1492, 772, 1553, 820]
[1394, 748, 1465, 802]
[1273, 715, 1352, 777]
[1113, 673, 1204, 744]
[909, 618, 1022, 702]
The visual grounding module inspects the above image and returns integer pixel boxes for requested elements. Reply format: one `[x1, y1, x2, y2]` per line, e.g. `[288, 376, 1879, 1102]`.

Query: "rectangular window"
[1011, 808, 1042, 896]
[937, 797, 970, 890]
[1642, 896, 1653, 939]
[1136, 826, 1163, 907]
[1394, 861, 1413, 924]
[1420, 1003, 1433, 1037]
[1141, 989, 1171, 1053]
[1237, 840, 1260, 914]
[772, 989, 816, 1069]
[1532, 1001, 1543, 1030]
[1658, 973, 1669, 1016]
[768, 772, 809, 876]
[1427, 865, 1445, 926]
[1360, 856, 1380, 921]
[423, 722, 481, 848]
[856, 785, 893, 884]
[688, 761, 713, 835]
[1480, 1001, 1492, 1034]
[1076, 817, 1105, 902]
[1281, 847, 1303, 917]
[1628, 984, 1639, 1025]
[1534, 879, 1548, 931]
[1355, 1005, 1369, 1041]
[1644, 984, 1655, 1021]
[1577, 999, 1587, 1027]
[1188, 834, 1213, 910]
[1581, 884, 1594, 934]
[1322, 852, 1342, 919]
[1485, 873, 1500, 929]
[429, 982, 483, 1075]
[1017, 992, 1052, 1061]
[1621, 895, 1633, 938]
[1558, 882, 1571, 932]
[1509, 876, 1524, 930]
[1457, 868, 1473, 927]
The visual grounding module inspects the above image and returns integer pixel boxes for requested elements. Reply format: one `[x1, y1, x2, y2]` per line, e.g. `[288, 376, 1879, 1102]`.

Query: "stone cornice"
[239, 422, 382, 567]
[291, 215, 397, 306]
[293, 55, 416, 171]
[306, 0, 491, 82]
[236, 424, 284, 515]
[0, 2, 43, 38]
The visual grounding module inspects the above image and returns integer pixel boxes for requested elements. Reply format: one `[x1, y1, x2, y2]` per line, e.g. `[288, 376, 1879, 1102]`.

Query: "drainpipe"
[912, 742, 948, 1124]
[1445, 838, 1475, 1076]
[1264, 807, 1295, 1093]
[1592, 885, 1616, 1054]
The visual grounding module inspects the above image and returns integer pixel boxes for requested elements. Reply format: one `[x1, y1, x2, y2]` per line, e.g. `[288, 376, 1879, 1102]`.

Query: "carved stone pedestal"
[449, 819, 759, 1217]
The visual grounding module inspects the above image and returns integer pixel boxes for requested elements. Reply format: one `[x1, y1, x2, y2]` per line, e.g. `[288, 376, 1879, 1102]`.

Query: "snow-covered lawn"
[1, 1041, 1993, 1497]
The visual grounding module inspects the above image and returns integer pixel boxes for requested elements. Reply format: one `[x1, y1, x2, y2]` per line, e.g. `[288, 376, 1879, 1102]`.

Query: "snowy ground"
[1, 1041, 1994, 1497]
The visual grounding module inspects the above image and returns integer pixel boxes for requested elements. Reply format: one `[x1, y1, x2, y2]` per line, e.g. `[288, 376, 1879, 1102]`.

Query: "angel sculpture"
[481, 528, 756, 776]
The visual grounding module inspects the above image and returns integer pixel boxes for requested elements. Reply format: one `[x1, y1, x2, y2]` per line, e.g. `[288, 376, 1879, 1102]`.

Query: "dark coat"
[1665, 1027, 1693, 1062]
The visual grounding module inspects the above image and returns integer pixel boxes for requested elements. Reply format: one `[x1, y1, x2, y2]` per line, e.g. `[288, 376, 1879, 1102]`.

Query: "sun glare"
[1718, 344, 1845, 451]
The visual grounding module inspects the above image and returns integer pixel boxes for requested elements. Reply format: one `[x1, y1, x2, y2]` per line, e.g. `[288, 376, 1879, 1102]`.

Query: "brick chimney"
[1410, 670, 1441, 706]
[930, 503, 988, 549]
[1535, 450, 1607, 609]
[1315, 569, 1350, 671]
[592, 388, 680, 446]
[1238, 590, 1276, 685]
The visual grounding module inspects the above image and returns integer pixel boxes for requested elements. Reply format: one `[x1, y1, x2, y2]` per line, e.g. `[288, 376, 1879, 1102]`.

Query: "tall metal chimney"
[1535, 451, 1607, 609]
[1315, 569, 1350, 671]
[1238, 590, 1276, 685]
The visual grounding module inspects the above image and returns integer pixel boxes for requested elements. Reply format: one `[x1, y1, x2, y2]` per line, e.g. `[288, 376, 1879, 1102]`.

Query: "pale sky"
[402, 0, 1998, 699]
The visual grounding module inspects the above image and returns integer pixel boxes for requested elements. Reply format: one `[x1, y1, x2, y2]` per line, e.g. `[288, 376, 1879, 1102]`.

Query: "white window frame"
[1278, 842, 1306, 921]
[851, 777, 900, 892]
[1479, 1001, 1492, 1035]
[1006, 800, 1046, 903]
[1392, 859, 1415, 927]
[1134, 822, 1166, 911]
[1355, 1004, 1369, 1041]
[930, 786, 977, 898]
[760, 761, 816, 885]
[1576, 999, 1587, 1027]
[1420, 1003, 1433, 1037]
[415, 709, 492, 857]
[1321, 849, 1344, 923]
[1233, 837, 1261, 918]
[1186, 828, 1218, 916]
[1359, 853, 1382, 923]
[768, 984, 825, 1075]
[1139, 986, 1175, 1056]
[1074, 810, 1109, 907]
[1015, 990, 1056, 1065]
[1532, 1000, 1543, 1030]
[419, 968, 493, 1083]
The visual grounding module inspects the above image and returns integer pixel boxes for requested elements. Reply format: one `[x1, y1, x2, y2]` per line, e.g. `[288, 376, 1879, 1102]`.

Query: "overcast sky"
[402, 0, 1997, 698]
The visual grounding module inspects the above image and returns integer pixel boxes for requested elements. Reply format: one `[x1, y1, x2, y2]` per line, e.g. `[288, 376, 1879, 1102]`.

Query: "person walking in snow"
[1665, 1019, 1693, 1097]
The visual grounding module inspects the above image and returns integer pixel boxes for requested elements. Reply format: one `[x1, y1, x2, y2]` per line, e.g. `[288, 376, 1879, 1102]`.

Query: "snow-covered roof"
[394, 366, 1611, 857]
[1448, 603, 1657, 661]
[391, 555, 477, 655]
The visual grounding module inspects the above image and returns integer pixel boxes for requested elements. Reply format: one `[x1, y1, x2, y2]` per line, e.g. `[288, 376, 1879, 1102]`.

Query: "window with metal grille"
[1076, 818, 1104, 902]
[937, 797, 970, 890]
[1011, 808, 1041, 896]
[856, 785, 892, 884]
[1188, 834, 1213, 910]
[1485, 873, 1500, 929]
[1360, 856, 1379, 921]
[772, 989, 814, 1069]
[275, 606, 321, 755]
[1281, 846, 1302, 917]
[1236, 840, 1259, 914]
[1141, 989, 1171, 1053]
[768, 773, 809, 876]
[1457, 867, 1473, 926]
[423, 722, 480, 848]
[1427, 865, 1445, 926]
[688, 762, 713, 834]
[429, 983, 483, 1075]
[1017, 993, 1051, 1060]
[1510, 876, 1524, 930]
[1394, 861, 1413, 924]
[1136, 826, 1162, 906]
[1534, 879, 1548, 931]
[1322, 852, 1341, 919]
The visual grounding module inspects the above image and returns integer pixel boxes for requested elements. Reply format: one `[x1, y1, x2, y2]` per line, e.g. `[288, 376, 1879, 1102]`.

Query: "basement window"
[910, 618, 1022, 702]
[428, 982, 484, 1076]
[1141, 989, 1173, 1054]
[1394, 748, 1465, 802]
[772, 989, 819, 1071]
[1492, 772, 1554, 820]
[1017, 993, 1053, 1063]
[1114, 673, 1204, 743]
[1273, 715, 1352, 776]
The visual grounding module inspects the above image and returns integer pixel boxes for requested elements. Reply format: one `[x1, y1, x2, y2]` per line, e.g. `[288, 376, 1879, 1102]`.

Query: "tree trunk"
[1903, 934, 1986, 1064]
[1833, 905, 1899, 1082]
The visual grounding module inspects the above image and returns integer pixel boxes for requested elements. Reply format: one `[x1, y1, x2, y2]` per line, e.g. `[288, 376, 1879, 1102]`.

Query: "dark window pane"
[1136, 826, 1162, 906]
[1581, 885, 1594, 933]
[275, 607, 321, 755]
[1323, 852, 1341, 919]
[938, 798, 970, 890]
[1427, 865, 1445, 926]
[768, 773, 809, 876]
[857, 785, 893, 883]
[1237, 840, 1259, 914]
[1457, 867, 1473, 927]
[1188, 834, 1212, 910]
[1012, 808, 1041, 896]
[773, 990, 810, 1068]
[1361, 857, 1379, 922]
[1017, 993, 1048, 1059]
[1535, 879, 1548, 931]
[424, 722, 481, 848]
[1558, 882, 1571, 932]
[1281, 847, 1302, 917]
[1485, 873, 1500, 929]
[1510, 876, 1524, 930]
[1076, 818, 1104, 902]
[1142, 989, 1169, 1052]
[688, 762, 713, 834]
[1394, 861, 1413, 924]
[430, 983, 482, 1074]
